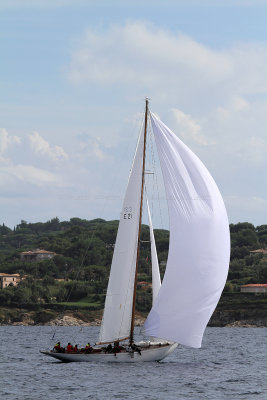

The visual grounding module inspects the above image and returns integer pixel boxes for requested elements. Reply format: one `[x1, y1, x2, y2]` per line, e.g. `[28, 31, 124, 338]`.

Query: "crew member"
[53, 342, 61, 352]
[112, 341, 122, 353]
[131, 343, 141, 355]
[85, 343, 92, 353]
[105, 344, 112, 353]
[66, 342, 73, 352]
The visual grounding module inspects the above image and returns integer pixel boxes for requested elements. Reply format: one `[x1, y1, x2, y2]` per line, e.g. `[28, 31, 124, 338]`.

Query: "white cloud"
[77, 134, 108, 160]
[231, 96, 249, 112]
[0, 130, 69, 191]
[28, 131, 68, 161]
[67, 22, 267, 106]
[0, 164, 61, 187]
[0, 128, 20, 155]
[67, 22, 232, 90]
[65, 22, 267, 229]
[2, 17, 267, 227]
[170, 109, 210, 145]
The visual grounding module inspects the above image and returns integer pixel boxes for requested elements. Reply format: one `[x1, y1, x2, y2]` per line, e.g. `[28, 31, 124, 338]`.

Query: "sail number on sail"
[123, 206, 133, 220]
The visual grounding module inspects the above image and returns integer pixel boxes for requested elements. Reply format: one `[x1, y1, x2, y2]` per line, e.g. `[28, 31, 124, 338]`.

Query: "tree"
[0, 223, 12, 235]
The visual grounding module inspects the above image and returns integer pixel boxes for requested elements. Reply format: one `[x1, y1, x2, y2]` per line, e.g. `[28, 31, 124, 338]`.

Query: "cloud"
[0, 164, 61, 187]
[170, 109, 210, 145]
[28, 131, 68, 161]
[2, 18, 267, 227]
[0, 128, 20, 155]
[0, 130, 68, 190]
[65, 22, 267, 229]
[66, 21, 267, 109]
[67, 22, 232, 90]
[77, 133, 108, 160]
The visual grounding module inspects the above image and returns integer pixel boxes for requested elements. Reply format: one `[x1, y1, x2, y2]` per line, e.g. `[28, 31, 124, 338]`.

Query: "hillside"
[0, 218, 266, 325]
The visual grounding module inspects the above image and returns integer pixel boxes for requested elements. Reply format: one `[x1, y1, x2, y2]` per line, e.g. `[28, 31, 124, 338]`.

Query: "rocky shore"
[224, 320, 267, 327]
[208, 308, 267, 328]
[3, 317, 267, 327]
[0, 308, 147, 327]
[1, 308, 267, 327]
[10, 314, 99, 327]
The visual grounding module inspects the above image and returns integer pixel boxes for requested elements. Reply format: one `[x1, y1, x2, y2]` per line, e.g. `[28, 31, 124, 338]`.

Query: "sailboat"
[41, 100, 230, 362]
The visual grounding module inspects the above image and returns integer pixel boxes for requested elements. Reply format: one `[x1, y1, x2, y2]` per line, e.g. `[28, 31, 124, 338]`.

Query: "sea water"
[0, 326, 266, 400]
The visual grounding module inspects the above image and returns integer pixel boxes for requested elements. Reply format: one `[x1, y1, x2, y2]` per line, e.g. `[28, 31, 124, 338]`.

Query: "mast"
[129, 99, 149, 346]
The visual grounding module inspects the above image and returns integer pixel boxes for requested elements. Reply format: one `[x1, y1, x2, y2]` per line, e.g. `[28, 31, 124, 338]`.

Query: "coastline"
[0, 308, 147, 327]
[1, 308, 267, 328]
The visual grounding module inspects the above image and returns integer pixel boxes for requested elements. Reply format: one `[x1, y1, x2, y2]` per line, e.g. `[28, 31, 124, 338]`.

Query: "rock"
[13, 313, 35, 326]
[225, 319, 267, 328]
[135, 317, 145, 326]
[44, 315, 90, 326]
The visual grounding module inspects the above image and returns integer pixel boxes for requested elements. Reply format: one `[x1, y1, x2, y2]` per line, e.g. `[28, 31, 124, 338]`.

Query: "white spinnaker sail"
[98, 124, 145, 344]
[146, 198, 161, 304]
[144, 112, 230, 348]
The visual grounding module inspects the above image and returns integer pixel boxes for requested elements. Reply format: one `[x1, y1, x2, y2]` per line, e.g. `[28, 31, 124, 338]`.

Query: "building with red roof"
[240, 284, 267, 293]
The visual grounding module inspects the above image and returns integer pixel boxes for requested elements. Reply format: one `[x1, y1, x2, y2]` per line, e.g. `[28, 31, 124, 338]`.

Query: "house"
[240, 284, 267, 293]
[0, 273, 20, 289]
[249, 249, 267, 255]
[20, 249, 56, 262]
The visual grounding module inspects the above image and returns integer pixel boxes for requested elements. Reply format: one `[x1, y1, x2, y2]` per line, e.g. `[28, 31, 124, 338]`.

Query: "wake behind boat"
[41, 100, 230, 363]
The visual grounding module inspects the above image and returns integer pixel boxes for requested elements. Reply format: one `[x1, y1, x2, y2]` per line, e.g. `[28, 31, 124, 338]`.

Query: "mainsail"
[146, 198, 161, 304]
[144, 112, 230, 348]
[98, 123, 145, 344]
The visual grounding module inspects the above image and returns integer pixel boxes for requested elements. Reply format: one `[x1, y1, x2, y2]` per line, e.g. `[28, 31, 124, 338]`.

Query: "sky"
[1, 0, 267, 229]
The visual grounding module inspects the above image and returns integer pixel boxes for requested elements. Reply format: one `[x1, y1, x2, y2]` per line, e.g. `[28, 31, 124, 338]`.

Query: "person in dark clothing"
[112, 341, 123, 354]
[85, 343, 92, 353]
[105, 344, 112, 353]
[131, 343, 141, 355]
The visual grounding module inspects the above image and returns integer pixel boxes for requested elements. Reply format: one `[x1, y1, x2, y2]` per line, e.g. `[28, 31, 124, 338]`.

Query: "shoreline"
[1, 314, 267, 328]
[0, 309, 147, 327]
[1, 306, 267, 328]
[1, 323, 266, 328]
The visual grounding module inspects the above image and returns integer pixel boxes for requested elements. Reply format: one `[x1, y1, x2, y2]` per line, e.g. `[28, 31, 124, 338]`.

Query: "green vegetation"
[0, 217, 169, 312]
[227, 222, 267, 289]
[0, 218, 266, 324]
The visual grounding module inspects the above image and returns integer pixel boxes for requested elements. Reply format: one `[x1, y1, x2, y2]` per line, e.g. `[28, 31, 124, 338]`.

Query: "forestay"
[98, 123, 145, 344]
[144, 112, 230, 348]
